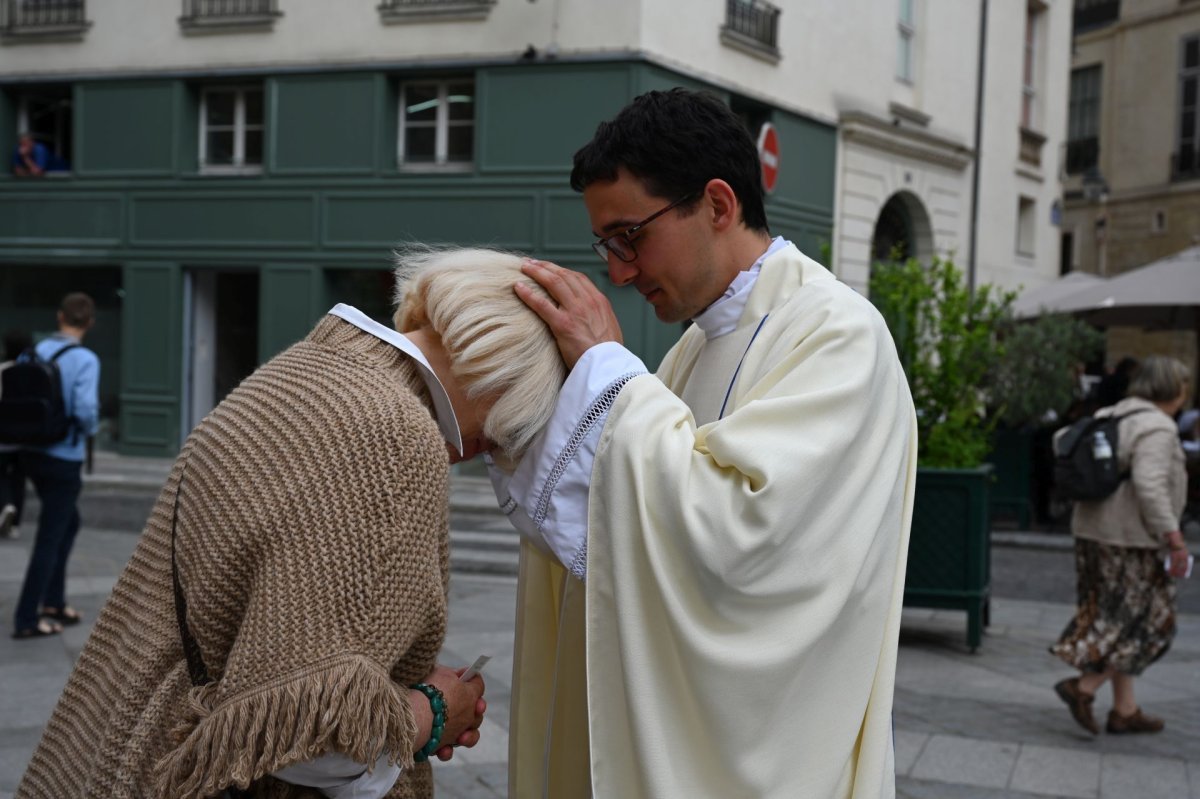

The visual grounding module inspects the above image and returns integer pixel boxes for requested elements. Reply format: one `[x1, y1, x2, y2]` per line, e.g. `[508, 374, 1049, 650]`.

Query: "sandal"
[12, 620, 63, 639]
[41, 606, 82, 626]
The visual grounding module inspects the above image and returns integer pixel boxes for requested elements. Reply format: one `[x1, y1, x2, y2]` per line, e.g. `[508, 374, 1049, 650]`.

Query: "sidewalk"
[2, 455, 1199, 797]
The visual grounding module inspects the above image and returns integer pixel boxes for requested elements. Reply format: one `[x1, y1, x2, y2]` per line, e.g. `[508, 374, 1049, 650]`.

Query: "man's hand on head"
[516, 259, 623, 369]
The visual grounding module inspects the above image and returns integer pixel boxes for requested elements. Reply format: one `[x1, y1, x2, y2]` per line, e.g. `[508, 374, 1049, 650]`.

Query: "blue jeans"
[13, 452, 82, 631]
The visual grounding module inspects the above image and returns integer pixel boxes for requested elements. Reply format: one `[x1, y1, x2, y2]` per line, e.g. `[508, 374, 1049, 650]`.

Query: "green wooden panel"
[634, 64, 725, 99]
[177, 82, 201, 174]
[770, 109, 836, 215]
[120, 262, 181, 455]
[0, 91, 14, 167]
[77, 81, 177, 175]
[376, 73, 398, 173]
[0, 196, 122, 243]
[130, 195, 315, 246]
[324, 193, 535, 249]
[271, 74, 379, 174]
[259, 265, 323, 362]
[542, 191, 592, 253]
[477, 65, 632, 173]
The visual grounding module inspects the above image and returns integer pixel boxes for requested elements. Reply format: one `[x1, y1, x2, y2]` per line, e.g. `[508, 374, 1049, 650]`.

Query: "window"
[399, 80, 474, 169]
[1021, 6, 1040, 129]
[1176, 35, 1200, 180]
[721, 0, 782, 59]
[199, 85, 263, 174]
[1072, 0, 1119, 34]
[15, 84, 72, 171]
[1016, 196, 1036, 257]
[1066, 66, 1101, 174]
[897, 0, 915, 82]
[179, 0, 281, 31]
[1, 0, 91, 39]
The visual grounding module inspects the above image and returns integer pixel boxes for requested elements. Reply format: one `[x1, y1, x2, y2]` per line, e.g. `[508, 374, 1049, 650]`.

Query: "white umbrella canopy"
[1012, 271, 1107, 319]
[1021, 246, 1200, 329]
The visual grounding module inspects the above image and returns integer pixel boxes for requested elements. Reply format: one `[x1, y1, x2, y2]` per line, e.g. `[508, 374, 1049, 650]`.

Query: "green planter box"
[904, 465, 993, 652]
[989, 428, 1033, 528]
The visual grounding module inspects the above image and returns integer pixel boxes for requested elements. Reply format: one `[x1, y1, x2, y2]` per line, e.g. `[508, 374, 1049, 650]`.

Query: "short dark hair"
[59, 292, 95, 328]
[570, 89, 769, 233]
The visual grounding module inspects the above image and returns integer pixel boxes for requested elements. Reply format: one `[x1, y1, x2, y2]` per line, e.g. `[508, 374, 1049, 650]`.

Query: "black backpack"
[1052, 409, 1150, 502]
[0, 344, 80, 445]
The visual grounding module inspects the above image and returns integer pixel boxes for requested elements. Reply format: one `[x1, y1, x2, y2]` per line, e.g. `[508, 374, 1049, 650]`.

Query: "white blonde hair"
[393, 245, 566, 466]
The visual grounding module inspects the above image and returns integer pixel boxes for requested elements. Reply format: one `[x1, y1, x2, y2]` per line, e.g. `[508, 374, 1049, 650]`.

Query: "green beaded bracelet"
[410, 682, 447, 763]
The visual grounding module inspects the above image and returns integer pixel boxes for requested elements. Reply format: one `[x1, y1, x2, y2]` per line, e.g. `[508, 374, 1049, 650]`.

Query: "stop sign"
[757, 123, 779, 194]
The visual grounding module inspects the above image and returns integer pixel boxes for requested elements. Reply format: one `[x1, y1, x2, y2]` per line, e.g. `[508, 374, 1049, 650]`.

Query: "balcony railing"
[179, 0, 280, 29]
[1065, 137, 1099, 175]
[1073, 0, 1120, 34]
[720, 0, 781, 62]
[377, 0, 496, 23]
[0, 0, 90, 38]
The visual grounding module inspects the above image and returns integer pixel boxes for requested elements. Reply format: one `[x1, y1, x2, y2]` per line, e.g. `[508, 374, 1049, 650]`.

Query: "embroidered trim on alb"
[531, 371, 642, 532]
[567, 540, 588, 580]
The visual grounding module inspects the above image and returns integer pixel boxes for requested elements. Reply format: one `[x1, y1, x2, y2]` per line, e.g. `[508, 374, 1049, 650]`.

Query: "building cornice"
[1074, 4, 1200, 47]
[838, 109, 973, 170]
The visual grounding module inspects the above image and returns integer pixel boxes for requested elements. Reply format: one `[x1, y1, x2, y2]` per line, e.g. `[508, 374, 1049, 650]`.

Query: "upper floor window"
[200, 85, 263, 174]
[1, 0, 91, 41]
[1175, 35, 1200, 181]
[180, 0, 281, 32]
[399, 80, 474, 169]
[378, 0, 496, 24]
[897, 0, 916, 83]
[1066, 65, 1101, 175]
[1073, 0, 1119, 35]
[1022, 7, 1040, 129]
[12, 85, 72, 174]
[720, 0, 781, 62]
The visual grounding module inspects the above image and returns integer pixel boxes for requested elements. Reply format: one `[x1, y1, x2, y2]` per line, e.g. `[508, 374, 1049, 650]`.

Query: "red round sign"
[757, 123, 780, 194]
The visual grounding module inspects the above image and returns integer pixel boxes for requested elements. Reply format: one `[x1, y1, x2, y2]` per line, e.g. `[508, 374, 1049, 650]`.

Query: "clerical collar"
[326, 303, 464, 457]
[692, 236, 790, 339]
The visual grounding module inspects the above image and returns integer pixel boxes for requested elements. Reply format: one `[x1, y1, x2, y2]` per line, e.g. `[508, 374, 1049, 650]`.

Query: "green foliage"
[869, 257, 1014, 468]
[988, 313, 1104, 429]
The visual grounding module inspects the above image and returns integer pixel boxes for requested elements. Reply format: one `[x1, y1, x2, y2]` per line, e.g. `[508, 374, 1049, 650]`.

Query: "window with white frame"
[399, 80, 474, 168]
[200, 85, 263, 173]
[897, 0, 915, 82]
[15, 85, 73, 171]
[1022, 5, 1042, 130]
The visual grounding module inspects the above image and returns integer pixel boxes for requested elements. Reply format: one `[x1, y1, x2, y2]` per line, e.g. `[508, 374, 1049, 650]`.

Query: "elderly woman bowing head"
[16, 247, 566, 799]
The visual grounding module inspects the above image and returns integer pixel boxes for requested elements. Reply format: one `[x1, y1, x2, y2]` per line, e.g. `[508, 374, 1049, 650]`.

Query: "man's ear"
[703, 179, 740, 232]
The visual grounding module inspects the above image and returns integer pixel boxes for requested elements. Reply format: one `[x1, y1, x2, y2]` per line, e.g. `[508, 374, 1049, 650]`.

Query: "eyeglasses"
[590, 193, 698, 263]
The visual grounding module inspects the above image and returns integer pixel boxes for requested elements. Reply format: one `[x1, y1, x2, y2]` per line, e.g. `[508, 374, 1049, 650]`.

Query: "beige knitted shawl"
[17, 315, 451, 799]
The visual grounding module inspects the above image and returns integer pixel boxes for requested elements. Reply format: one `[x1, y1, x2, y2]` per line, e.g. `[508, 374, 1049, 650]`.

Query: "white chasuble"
[509, 244, 917, 799]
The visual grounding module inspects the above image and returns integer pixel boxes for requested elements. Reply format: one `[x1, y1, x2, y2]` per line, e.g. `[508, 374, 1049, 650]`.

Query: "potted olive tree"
[870, 257, 1012, 652]
[986, 315, 1104, 528]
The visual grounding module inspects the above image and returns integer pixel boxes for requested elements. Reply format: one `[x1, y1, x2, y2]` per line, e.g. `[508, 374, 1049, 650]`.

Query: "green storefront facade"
[1, 58, 835, 457]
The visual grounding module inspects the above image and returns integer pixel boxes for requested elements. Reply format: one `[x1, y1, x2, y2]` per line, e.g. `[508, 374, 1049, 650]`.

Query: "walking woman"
[1051, 355, 1195, 735]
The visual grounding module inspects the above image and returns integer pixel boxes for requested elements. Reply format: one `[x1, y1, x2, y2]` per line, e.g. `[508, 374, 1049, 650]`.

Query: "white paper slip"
[460, 655, 491, 682]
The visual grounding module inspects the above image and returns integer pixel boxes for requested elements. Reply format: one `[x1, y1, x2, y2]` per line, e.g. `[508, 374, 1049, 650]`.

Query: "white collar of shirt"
[327, 303, 463, 456]
[691, 236, 790, 339]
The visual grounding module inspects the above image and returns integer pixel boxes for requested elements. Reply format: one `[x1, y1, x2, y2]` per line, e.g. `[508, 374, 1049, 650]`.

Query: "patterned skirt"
[1050, 538, 1177, 676]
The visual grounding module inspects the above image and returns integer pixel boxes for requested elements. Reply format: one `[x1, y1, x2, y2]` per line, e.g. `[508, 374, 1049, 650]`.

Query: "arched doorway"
[871, 191, 934, 265]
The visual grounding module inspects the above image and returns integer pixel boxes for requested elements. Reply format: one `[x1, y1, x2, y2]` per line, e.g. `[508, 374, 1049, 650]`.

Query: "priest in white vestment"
[491, 89, 918, 799]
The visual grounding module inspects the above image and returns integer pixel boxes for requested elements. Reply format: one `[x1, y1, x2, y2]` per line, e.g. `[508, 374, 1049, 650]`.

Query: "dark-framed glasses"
[591, 192, 698, 263]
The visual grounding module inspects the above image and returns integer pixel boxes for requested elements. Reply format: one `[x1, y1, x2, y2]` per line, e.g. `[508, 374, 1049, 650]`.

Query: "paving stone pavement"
[3, 502, 1200, 797]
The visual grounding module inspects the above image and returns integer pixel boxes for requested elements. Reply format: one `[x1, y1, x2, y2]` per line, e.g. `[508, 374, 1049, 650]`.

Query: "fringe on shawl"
[155, 654, 418, 799]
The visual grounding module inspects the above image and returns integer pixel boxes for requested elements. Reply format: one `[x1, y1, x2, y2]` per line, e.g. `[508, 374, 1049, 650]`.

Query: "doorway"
[183, 269, 259, 436]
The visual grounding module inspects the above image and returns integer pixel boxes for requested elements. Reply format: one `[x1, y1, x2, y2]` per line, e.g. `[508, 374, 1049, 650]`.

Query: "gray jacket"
[1072, 396, 1186, 549]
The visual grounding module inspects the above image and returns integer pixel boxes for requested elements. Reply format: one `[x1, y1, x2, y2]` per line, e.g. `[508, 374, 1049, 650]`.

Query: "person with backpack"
[10, 292, 100, 639]
[1050, 355, 1194, 736]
